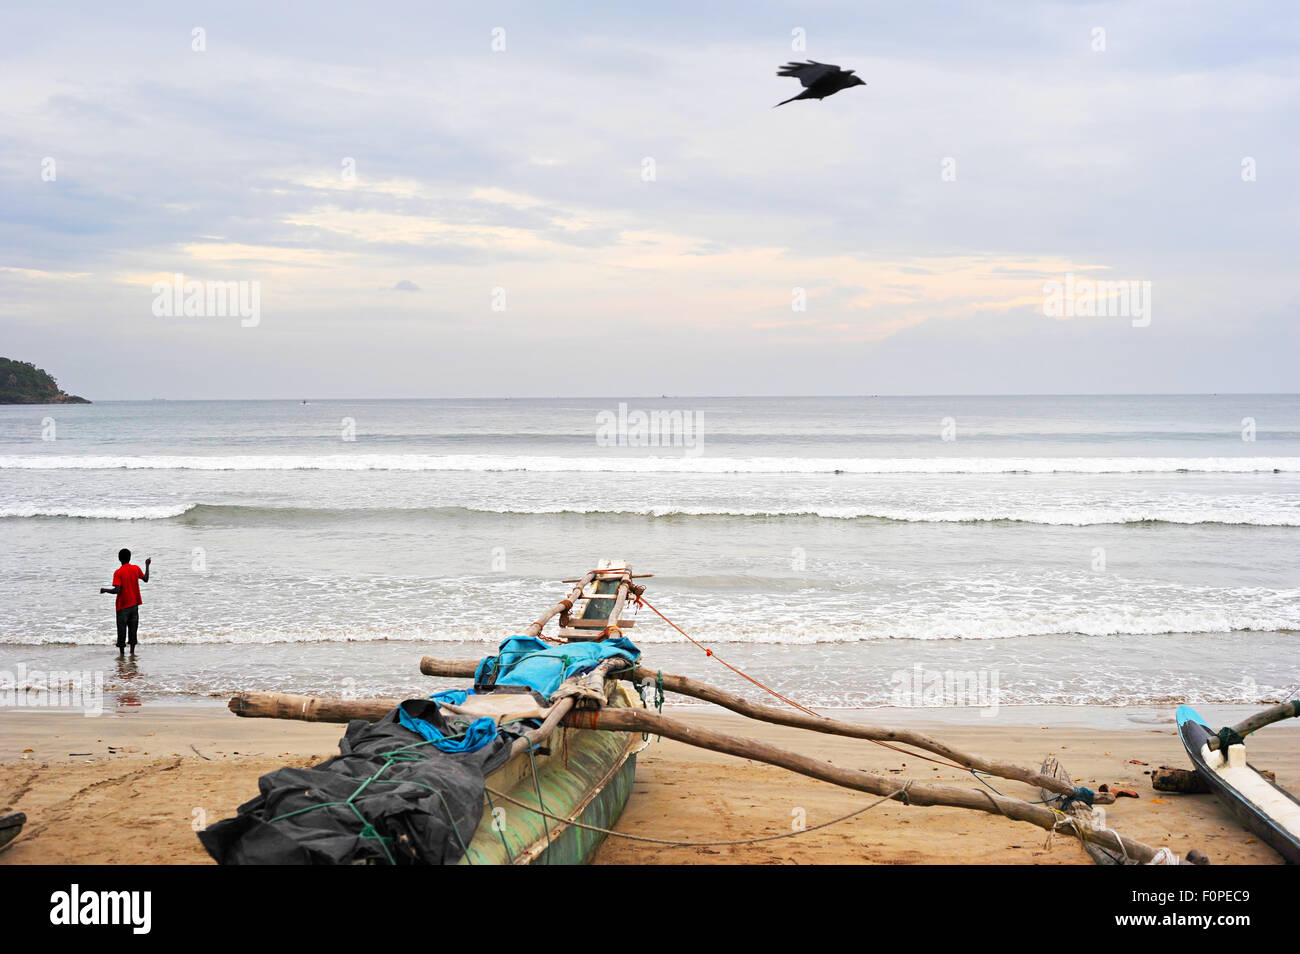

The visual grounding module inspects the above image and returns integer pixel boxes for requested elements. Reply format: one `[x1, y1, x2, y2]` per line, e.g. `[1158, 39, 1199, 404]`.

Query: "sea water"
[1, 395, 1296, 710]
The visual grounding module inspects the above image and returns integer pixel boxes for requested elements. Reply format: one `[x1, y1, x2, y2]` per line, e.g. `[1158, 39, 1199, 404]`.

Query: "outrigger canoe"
[211, 560, 647, 865]
[1177, 705, 1300, 864]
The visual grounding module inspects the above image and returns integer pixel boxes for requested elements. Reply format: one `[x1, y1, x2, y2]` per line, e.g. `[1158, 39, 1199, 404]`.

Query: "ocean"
[1, 394, 1297, 711]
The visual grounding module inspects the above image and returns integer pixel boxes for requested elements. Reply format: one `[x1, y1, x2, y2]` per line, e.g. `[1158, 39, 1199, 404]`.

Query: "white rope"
[1090, 815, 1132, 864]
[1046, 809, 1134, 864]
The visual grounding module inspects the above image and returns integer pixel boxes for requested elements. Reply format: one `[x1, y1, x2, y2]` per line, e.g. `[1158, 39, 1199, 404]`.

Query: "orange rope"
[546, 582, 964, 771]
[634, 595, 822, 718]
[633, 595, 965, 770]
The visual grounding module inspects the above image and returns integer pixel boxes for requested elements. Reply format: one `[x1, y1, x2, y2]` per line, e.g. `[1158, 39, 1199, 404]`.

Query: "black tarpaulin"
[198, 700, 516, 865]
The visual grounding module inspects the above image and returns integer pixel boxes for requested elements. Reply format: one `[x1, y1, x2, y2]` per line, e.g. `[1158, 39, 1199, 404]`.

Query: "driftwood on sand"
[1152, 764, 1275, 793]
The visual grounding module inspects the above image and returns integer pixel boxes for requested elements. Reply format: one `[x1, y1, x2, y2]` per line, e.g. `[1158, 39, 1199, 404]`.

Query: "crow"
[774, 60, 866, 107]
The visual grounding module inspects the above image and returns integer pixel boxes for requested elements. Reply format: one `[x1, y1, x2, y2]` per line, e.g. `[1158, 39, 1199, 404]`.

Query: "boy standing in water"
[101, 548, 150, 656]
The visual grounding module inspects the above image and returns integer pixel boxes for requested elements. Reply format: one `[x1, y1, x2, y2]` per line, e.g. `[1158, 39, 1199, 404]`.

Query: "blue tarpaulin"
[397, 704, 499, 753]
[396, 688, 494, 752]
[474, 635, 641, 700]
[429, 689, 469, 707]
[401, 635, 640, 754]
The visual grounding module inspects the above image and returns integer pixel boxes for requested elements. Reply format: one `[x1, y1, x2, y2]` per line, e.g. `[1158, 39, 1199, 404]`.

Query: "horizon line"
[50, 391, 1300, 404]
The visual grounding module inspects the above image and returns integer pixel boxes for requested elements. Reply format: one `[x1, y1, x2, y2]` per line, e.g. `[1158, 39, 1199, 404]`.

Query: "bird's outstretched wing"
[776, 60, 844, 88]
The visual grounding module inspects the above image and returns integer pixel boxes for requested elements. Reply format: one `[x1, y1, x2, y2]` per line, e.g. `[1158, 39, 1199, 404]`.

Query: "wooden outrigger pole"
[1206, 701, 1300, 750]
[417, 657, 1117, 803]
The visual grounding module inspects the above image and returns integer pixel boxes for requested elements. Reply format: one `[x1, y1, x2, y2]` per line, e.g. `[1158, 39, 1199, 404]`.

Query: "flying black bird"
[774, 60, 866, 107]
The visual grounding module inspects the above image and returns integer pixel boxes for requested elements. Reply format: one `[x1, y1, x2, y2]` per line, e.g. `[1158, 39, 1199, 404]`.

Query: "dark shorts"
[116, 604, 140, 649]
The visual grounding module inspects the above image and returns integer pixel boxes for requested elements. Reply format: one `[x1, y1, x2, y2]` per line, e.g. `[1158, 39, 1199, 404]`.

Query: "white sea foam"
[8, 604, 1297, 645]
[2, 454, 1298, 474]
[0, 503, 197, 520]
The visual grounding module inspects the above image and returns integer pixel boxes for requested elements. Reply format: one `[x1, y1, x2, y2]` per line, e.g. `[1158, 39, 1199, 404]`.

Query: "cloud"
[393, 280, 420, 291]
[0, 2, 1295, 397]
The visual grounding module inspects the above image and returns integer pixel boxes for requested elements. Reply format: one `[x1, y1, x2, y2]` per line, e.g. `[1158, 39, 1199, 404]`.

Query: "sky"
[1, 1, 1297, 399]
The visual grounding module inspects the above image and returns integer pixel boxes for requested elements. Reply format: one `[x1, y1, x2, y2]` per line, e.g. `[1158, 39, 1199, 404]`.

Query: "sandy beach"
[2, 702, 1293, 865]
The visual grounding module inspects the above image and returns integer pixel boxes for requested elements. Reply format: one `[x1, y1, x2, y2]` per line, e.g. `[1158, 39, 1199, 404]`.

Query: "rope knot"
[1061, 786, 1095, 810]
[1216, 726, 1246, 751]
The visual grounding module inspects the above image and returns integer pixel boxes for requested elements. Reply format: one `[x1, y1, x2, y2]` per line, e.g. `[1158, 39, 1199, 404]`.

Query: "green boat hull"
[460, 692, 641, 865]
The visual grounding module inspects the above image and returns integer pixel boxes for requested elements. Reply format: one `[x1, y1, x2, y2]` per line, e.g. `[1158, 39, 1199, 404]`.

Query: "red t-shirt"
[113, 564, 144, 611]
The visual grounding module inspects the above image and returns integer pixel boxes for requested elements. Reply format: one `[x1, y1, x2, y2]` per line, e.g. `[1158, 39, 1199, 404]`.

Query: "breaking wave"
[0, 503, 198, 520]
[3, 500, 1297, 526]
